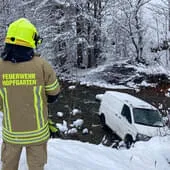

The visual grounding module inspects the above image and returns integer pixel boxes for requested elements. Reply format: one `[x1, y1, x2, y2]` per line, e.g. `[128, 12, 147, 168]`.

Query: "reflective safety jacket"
[0, 56, 60, 145]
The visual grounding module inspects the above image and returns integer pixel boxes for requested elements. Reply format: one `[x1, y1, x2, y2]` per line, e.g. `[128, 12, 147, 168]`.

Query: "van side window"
[121, 105, 132, 123]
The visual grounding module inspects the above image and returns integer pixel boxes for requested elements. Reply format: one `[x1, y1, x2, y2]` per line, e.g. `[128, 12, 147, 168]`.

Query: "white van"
[97, 91, 167, 147]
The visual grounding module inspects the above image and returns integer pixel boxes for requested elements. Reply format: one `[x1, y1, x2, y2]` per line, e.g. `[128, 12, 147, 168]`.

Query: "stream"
[48, 83, 170, 146]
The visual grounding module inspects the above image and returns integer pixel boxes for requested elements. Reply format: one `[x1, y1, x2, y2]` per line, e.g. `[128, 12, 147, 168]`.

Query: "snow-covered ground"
[62, 60, 170, 91]
[19, 137, 170, 170]
[0, 112, 170, 170]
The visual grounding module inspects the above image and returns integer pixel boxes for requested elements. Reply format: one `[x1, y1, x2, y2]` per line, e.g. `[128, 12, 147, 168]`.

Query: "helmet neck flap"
[1, 44, 34, 63]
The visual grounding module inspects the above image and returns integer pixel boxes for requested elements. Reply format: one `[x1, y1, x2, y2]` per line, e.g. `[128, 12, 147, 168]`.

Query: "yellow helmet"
[5, 18, 42, 49]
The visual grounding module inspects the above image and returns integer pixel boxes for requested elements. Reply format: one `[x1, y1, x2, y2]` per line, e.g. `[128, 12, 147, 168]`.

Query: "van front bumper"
[136, 133, 151, 141]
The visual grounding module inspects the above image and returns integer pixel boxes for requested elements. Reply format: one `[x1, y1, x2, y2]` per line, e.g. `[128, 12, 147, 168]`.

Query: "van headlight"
[136, 133, 151, 141]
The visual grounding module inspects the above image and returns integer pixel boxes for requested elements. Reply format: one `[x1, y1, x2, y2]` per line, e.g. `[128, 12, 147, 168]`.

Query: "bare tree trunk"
[87, 1, 93, 68]
[92, 0, 102, 67]
[76, 5, 83, 68]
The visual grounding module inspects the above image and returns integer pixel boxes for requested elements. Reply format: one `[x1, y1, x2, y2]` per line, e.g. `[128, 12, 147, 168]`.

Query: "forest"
[0, 0, 170, 81]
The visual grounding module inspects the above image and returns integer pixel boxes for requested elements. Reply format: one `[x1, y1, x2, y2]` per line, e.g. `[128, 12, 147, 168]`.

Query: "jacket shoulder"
[0, 59, 5, 65]
[0, 58, 3, 63]
[33, 56, 47, 64]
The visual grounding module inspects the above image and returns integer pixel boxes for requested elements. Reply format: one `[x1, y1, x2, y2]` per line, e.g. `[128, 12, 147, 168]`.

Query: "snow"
[82, 128, 88, 134]
[56, 111, 64, 117]
[67, 128, 78, 134]
[13, 137, 170, 170]
[165, 89, 170, 98]
[103, 91, 156, 109]
[56, 120, 68, 133]
[95, 94, 103, 101]
[0, 112, 169, 170]
[68, 85, 76, 90]
[71, 119, 84, 128]
[64, 58, 170, 91]
[71, 108, 81, 116]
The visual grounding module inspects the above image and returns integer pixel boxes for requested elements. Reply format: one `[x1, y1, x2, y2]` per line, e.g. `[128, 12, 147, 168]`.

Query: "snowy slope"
[16, 137, 170, 170]
[0, 112, 169, 170]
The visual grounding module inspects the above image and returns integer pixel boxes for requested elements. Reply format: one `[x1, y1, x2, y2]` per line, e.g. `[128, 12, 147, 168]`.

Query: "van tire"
[100, 114, 106, 128]
[124, 135, 133, 149]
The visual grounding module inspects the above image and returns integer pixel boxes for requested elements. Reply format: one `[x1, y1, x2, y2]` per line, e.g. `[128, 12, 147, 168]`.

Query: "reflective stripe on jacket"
[0, 56, 60, 145]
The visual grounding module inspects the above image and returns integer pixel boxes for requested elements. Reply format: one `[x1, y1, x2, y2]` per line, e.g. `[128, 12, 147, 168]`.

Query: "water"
[48, 83, 170, 146]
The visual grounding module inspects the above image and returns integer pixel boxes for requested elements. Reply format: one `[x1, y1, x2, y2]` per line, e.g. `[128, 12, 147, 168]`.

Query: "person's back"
[0, 18, 60, 170]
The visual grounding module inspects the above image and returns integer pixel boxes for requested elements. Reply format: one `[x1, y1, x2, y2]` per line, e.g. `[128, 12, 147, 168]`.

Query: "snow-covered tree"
[0, 0, 169, 72]
[147, 0, 170, 65]
[31, 0, 107, 70]
[76, 0, 106, 68]
[0, 0, 12, 52]
[102, 0, 151, 63]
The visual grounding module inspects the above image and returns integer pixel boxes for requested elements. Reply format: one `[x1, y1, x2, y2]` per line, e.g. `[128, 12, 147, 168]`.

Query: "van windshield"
[133, 108, 163, 127]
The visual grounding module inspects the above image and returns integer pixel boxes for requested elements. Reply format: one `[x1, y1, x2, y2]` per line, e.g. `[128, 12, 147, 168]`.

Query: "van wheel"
[100, 114, 106, 128]
[124, 135, 133, 149]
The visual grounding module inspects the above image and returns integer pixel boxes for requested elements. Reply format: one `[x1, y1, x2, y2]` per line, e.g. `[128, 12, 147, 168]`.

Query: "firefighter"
[0, 18, 60, 170]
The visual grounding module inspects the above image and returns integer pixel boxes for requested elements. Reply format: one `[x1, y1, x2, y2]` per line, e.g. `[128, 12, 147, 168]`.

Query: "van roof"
[105, 91, 156, 110]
